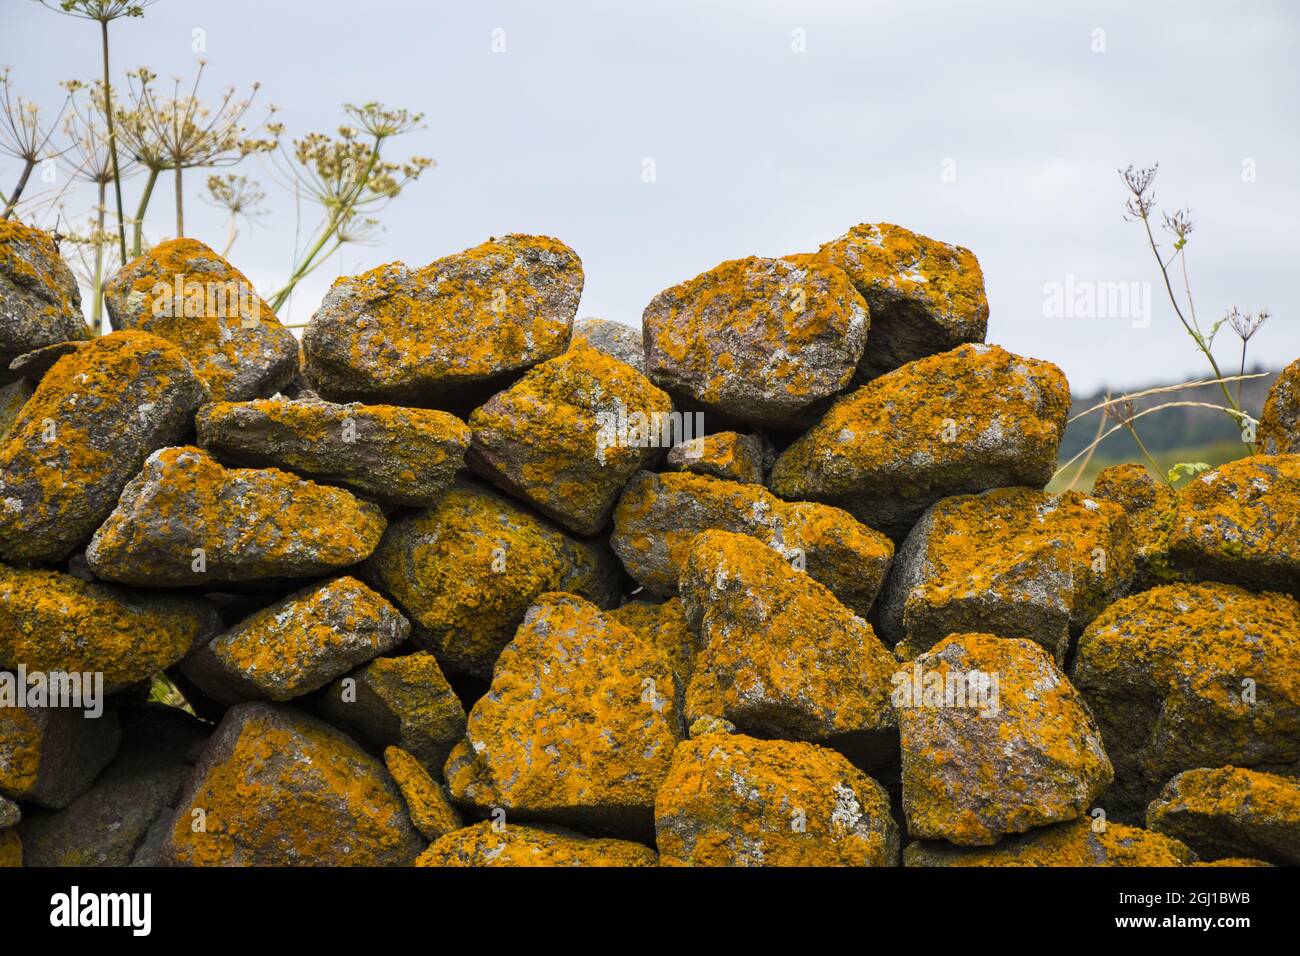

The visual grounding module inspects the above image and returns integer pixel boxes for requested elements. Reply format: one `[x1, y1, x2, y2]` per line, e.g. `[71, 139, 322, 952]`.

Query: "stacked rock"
[0, 217, 1296, 868]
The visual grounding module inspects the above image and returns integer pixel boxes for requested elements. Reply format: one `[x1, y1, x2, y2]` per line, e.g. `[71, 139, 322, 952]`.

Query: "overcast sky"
[5, 0, 1297, 393]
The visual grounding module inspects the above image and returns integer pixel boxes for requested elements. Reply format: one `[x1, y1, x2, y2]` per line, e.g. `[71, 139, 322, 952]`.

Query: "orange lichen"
[904, 817, 1195, 867]
[415, 820, 657, 867]
[384, 745, 462, 841]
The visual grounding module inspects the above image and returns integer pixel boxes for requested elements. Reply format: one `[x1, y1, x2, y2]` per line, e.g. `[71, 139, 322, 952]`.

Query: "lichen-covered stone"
[679, 530, 897, 763]
[899, 633, 1113, 846]
[904, 817, 1194, 867]
[103, 238, 299, 401]
[0, 331, 205, 563]
[0, 828, 18, 867]
[384, 745, 462, 841]
[0, 705, 121, 809]
[879, 487, 1135, 663]
[571, 317, 645, 374]
[16, 705, 207, 866]
[0, 379, 33, 441]
[319, 651, 466, 775]
[6, 340, 86, 382]
[442, 737, 500, 814]
[367, 481, 620, 678]
[607, 597, 695, 685]
[0, 564, 219, 693]
[1091, 463, 1187, 589]
[464, 592, 683, 835]
[466, 341, 673, 536]
[1258, 358, 1300, 454]
[1146, 766, 1300, 865]
[1167, 454, 1300, 593]
[304, 234, 582, 404]
[416, 819, 657, 867]
[807, 222, 988, 380]
[0, 220, 87, 372]
[86, 446, 387, 587]
[655, 734, 899, 866]
[769, 343, 1070, 540]
[161, 702, 423, 866]
[1072, 583, 1300, 819]
[666, 430, 767, 484]
[0, 795, 18, 829]
[196, 396, 470, 506]
[611, 470, 893, 617]
[181, 576, 409, 704]
[643, 256, 869, 428]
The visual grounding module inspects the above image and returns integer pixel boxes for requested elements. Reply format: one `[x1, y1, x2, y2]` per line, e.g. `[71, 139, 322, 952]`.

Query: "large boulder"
[161, 702, 423, 866]
[904, 817, 1194, 867]
[879, 487, 1135, 663]
[416, 820, 657, 867]
[611, 470, 893, 617]
[466, 341, 673, 536]
[570, 317, 645, 374]
[1258, 358, 1299, 454]
[196, 396, 470, 507]
[804, 222, 988, 380]
[303, 234, 582, 405]
[898, 633, 1112, 846]
[655, 733, 899, 866]
[1072, 583, 1300, 819]
[85, 446, 387, 587]
[678, 530, 897, 763]
[0, 331, 205, 563]
[463, 592, 683, 836]
[367, 481, 620, 678]
[769, 343, 1070, 540]
[1091, 463, 1187, 589]
[643, 256, 869, 428]
[181, 576, 409, 704]
[1146, 766, 1300, 865]
[0, 705, 120, 809]
[103, 238, 299, 400]
[0, 220, 87, 372]
[0, 564, 219, 693]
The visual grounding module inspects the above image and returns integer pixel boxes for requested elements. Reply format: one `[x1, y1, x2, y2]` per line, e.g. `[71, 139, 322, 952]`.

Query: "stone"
[1091, 463, 1187, 589]
[879, 487, 1136, 663]
[904, 817, 1194, 867]
[416, 820, 657, 867]
[466, 341, 673, 536]
[303, 234, 582, 405]
[318, 651, 466, 775]
[463, 593, 683, 837]
[367, 481, 620, 678]
[769, 343, 1071, 540]
[666, 430, 768, 484]
[643, 255, 868, 428]
[6, 340, 86, 382]
[1258, 358, 1299, 454]
[86, 446, 387, 587]
[0, 331, 205, 563]
[1146, 766, 1300, 865]
[678, 530, 897, 763]
[103, 238, 299, 401]
[1072, 582, 1300, 819]
[611, 470, 893, 617]
[571, 317, 645, 373]
[442, 737, 500, 815]
[1167, 454, 1300, 594]
[607, 598, 696, 685]
[384, 746, 462, 841]
[196, 396, 470, 507]
[0, 378, 33, 440]
[181, 576, 409, 704]
[0, 705, 120, 809]
[806, 222, 988, 380]
[898, 633, 1113, 846]
[161, 702, 423, 866]
[655, 734, 899, 866]
[0, 795, 19, 829]
[0, 563, 219, 694]
[0, 220, 87, 372]
[0, 829, 18, 866]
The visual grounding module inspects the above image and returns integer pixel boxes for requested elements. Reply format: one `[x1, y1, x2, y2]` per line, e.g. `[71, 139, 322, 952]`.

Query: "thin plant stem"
[131, 166, 158, 257]
[101, 19, 128, 263]
[1, 158, 34, 218]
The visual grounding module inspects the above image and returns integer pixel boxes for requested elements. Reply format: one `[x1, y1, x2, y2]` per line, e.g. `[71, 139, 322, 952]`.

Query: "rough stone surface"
[1072, 582, 1300, 819]
[466, 341, 673, 536]
[0, 829, 18, 866]
[0, 378, 33, 440]
[104, 238, 299, 401]
[0, 220, 87, 372]
[0, 331, 205, 563]
[655, 734, 900, 866]
[571, 317, 645, 373]
[161, 702, 423, 866]
[86, 446, 387, 587]
[1258, 358, 1300, 454]
[416, 820, 657, 867]
[1146, 766, 1300, 865]
[898, 633, 1113, 845]
[611, 470, 893, 617]
[666, 430, 767, 484]
[181, 576, 409, 704]
[904, 817, 1195, 867]
[0, 795, 18, 829]
[1091, 463, 1188, 589]
[304, 234, 582, 404]
[384, 745, 462, 841]
[197, 396, 470, 506]
[367, 481, 620, 678]
[879, 487, 1136, 663]
[608, 597, 696, 685]
[643, 255, 869, 427]
[0, 705, 121, 809]
[769, 343, 1070, 540]
[442, 737, 500, 815]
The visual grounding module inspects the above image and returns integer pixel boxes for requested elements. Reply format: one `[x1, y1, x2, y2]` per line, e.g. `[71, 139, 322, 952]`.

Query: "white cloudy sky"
[5, 0, 1297, 393]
